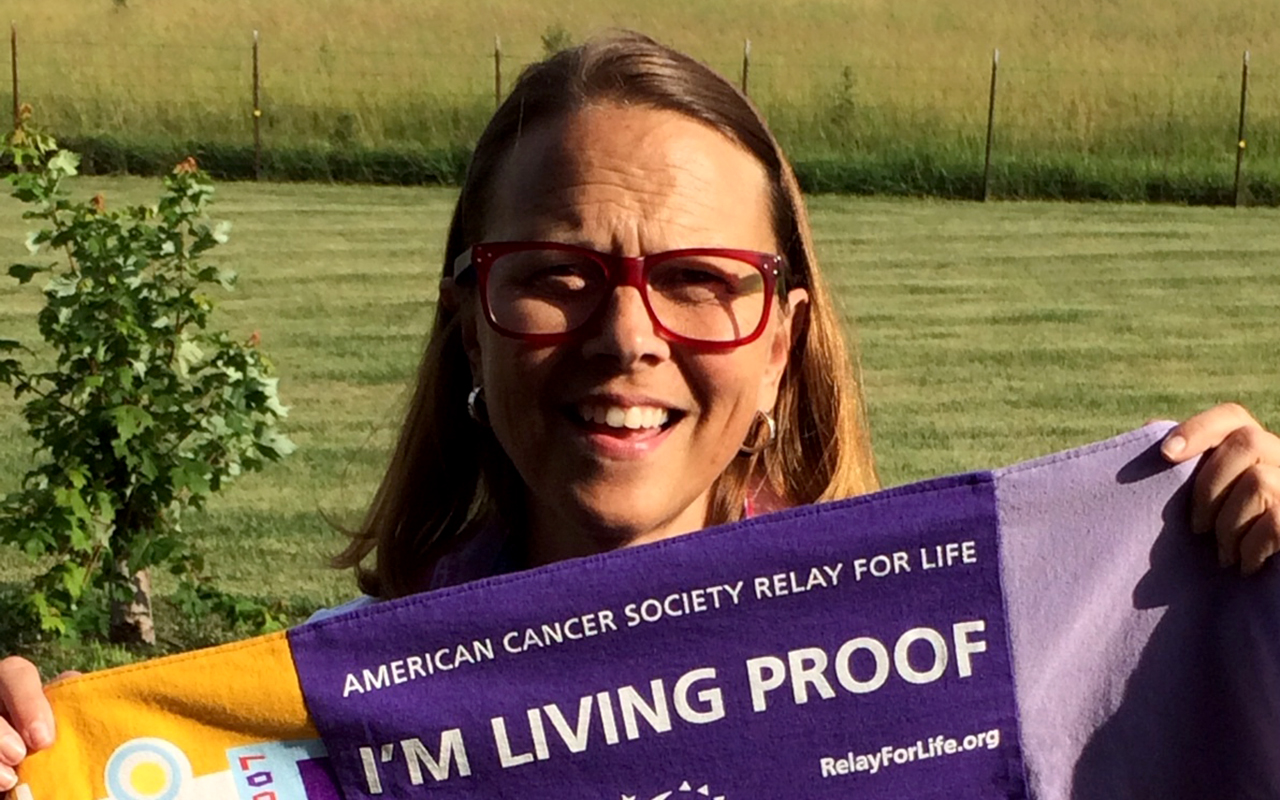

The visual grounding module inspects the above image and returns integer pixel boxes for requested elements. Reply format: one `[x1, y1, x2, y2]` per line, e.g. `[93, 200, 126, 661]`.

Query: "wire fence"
[7, 27, 1280, 202]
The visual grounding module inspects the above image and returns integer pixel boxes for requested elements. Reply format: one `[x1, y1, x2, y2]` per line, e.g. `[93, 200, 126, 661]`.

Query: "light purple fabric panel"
[996, 422, 1280, 799]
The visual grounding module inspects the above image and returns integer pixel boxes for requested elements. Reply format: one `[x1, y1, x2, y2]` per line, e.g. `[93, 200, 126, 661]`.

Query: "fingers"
[0, 714, 21, 791]
[0, 656, 55, 751]
[1239, 505, 1280, 576]
[1162, 404, 1280, 575]
[1161, 402, 1259, 463]
[0, 659, 72, 793]
[0, 695, 24, 792]
[1190, 425, 1280, 535]
[0, 656, 57, 792]
[1214, 464, 1280, 568]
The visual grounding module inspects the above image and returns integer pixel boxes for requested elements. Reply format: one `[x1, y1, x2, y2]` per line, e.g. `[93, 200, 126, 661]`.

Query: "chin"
[578, 503, 701, 551]
[576, 508, 659, 546]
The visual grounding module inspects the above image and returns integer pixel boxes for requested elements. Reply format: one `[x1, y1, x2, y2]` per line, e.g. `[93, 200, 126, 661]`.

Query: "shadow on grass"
[0, 577, 317, 679]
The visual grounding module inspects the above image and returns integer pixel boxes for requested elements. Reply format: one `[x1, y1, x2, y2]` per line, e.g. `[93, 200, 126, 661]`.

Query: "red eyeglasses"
[452, 242, 786, 348]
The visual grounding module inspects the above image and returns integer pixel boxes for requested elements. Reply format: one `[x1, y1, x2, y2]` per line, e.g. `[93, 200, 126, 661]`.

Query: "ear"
[441, 276, 484, 385]
[757, 287, 809, 412]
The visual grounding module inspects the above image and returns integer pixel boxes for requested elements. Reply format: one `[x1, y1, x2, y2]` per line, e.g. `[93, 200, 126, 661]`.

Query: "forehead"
[482, 103, 776, 252]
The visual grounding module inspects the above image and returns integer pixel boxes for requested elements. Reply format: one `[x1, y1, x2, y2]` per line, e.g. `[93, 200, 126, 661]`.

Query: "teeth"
[578, 404, 670, 430]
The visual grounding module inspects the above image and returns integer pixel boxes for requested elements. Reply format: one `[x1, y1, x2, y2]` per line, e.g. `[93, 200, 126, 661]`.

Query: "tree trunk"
[109, 564, 155, 645]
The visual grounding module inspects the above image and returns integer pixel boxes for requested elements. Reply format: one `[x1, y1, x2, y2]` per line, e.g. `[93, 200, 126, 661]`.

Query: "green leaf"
[45, 274, 78, 298]
[110, 405, 154, 443]
[59, 563, 88, 598]
[258, 430, 298, 459]
[45, 150, 81, 178]
[173, 462, 212, 496]
[0, 357, 22, 384]
[175, 339, 204, 376]
[136, 451, 159, 481]
[8, 263, 48, 283]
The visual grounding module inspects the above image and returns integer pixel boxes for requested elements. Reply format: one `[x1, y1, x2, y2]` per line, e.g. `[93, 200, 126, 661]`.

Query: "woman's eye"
[652, 263, 761, 299]
[655, 267, 733, 292]
[673, 268, 729, 286]
[516, 262, 599, 295]
[537, 263, 583, 280]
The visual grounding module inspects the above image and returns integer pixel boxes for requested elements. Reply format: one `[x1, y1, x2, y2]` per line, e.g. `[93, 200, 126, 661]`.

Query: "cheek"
[479, 334, 536, 414]
[684, 344, 775, 428]
[474, 333, 576, 477]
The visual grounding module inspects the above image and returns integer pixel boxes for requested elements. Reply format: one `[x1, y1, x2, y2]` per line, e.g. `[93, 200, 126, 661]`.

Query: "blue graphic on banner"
[227, 739, 339, 800]
[289, 474, 1025, 798]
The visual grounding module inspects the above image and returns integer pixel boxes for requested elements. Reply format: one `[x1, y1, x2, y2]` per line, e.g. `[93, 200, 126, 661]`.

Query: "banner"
[14, 424, 1280, 800]
[294, 470, 1019, 800]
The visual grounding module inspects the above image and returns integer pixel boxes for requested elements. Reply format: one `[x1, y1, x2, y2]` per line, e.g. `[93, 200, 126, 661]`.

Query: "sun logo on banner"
[103, 738, 194, 800]
[621, 779, 725, 800]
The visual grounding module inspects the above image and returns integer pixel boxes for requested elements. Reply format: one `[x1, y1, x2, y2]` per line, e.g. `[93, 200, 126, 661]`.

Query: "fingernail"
[26, 721, 51, 750]
[0, 733, 25, 763]
[0, 763, 16, 791]
[1162, 434, 1186, 459]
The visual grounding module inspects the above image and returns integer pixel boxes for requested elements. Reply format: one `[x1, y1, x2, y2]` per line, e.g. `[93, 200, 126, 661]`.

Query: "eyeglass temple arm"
[451, 250, 474, 281]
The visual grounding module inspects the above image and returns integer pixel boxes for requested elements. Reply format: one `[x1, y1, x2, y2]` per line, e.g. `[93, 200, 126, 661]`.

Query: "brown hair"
[334, 31, 878, 598]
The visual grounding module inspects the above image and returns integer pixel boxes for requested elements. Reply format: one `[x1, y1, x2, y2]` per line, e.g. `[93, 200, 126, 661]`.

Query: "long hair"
[334, 31, 878, 598]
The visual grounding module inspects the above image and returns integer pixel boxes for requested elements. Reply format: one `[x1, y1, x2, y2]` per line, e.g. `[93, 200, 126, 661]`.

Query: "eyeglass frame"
[451, 241, 788, 349]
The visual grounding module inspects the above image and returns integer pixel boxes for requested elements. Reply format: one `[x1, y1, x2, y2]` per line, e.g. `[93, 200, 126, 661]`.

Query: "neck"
[523, 493, 711, 568]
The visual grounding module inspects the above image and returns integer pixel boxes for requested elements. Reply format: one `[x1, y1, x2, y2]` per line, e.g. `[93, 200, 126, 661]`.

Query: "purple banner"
[289, 474, 1025, 799]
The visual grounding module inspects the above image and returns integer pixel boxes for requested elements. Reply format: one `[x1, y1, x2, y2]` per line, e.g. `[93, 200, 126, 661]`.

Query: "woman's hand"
[0, 657, 70, 792]
[1161, 403, 1280, 575]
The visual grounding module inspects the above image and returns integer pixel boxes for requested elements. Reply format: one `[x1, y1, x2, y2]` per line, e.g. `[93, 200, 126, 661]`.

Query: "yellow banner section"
[14, 631, 318, 800]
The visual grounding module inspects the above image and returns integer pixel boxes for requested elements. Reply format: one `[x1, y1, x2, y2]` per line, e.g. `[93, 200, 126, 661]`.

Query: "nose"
[578, 285, 671, 365]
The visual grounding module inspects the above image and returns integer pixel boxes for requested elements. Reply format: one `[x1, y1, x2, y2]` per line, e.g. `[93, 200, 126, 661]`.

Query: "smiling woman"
[456, 103, 810, 563]
[331, 32, 880, 598]
[1, 30, 1280, 793]
[319, 31, 1280, 599]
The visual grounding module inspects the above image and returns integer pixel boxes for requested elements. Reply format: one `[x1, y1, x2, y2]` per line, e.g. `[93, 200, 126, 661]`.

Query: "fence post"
[10, 22, 18, 130]
[494, 36, 502, 109]
[252, 30, 262, 181]
[741, 39, 751, 95]
[1234, 50, 1250, 208]
[982, 48, 999, 202]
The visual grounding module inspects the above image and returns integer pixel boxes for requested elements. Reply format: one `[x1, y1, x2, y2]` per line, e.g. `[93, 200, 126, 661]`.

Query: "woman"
[1, 31, 1277, 792]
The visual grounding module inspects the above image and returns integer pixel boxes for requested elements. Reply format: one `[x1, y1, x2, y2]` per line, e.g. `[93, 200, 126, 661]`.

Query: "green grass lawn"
[1, 177, 1278, 670]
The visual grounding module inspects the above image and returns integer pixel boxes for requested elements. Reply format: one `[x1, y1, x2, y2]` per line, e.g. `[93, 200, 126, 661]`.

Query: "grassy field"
[0, 177, 1278, 671]
[4, 0, 1280, 198]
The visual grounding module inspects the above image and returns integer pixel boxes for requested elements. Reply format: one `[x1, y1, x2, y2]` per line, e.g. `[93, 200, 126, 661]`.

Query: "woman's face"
[461, 103, 807, 564]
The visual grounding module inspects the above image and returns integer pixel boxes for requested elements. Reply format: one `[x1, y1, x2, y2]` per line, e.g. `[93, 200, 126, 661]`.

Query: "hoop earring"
[739, 410, 777, 455]
[467, 385, 488, 425]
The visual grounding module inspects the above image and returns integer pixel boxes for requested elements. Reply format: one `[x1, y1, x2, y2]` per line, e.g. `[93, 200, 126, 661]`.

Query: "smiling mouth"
[573, 403, 678, 432]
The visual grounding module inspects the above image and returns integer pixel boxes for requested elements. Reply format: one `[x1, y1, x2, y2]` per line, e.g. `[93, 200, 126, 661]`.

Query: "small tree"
[0, 111, 294, 643]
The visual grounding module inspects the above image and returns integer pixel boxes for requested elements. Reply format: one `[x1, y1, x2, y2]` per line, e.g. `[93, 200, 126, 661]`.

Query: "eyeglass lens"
[485, 248, 769, 343]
